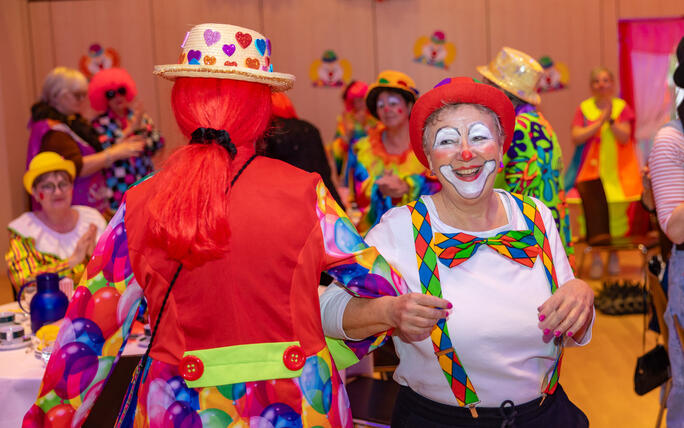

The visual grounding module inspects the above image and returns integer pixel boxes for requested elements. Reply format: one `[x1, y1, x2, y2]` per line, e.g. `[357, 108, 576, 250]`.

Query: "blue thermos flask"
[18, 273, 69, 333]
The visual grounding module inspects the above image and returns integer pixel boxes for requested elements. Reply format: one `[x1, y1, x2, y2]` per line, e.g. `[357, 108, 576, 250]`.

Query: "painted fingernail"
[567, 331, 574, 337]
[543, 328, 550, 335]
[554, 330, 562, 337]
[447, 302, 453, 309]
[538, 314, 546, 321]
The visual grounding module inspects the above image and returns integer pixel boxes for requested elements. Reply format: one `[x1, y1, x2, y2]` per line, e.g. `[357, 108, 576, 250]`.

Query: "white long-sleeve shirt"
[321, 190, 593, 407]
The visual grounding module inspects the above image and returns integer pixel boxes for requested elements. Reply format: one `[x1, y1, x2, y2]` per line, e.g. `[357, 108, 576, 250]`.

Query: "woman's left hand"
[538, 278, 594, 342]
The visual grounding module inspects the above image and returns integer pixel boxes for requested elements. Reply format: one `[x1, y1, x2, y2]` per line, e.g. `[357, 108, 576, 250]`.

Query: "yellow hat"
[23, 152, 76, 195]
[477, 47, 544, 106]
[365, 70, 419, 118]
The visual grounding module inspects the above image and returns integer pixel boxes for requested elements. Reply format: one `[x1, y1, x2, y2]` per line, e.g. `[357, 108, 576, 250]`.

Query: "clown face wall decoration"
[413, 31, 456, 70]
[309, 50, 352, 87]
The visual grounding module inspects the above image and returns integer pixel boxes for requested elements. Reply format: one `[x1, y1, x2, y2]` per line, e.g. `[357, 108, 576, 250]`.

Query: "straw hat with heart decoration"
[154, 23, 295, 92]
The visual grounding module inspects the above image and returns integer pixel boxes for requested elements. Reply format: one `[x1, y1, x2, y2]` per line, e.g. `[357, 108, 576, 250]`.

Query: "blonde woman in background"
[27, 67, 144, 213]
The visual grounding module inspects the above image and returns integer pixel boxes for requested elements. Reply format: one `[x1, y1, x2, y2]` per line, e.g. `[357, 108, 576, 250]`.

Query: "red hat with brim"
[409, 77, 516, 169]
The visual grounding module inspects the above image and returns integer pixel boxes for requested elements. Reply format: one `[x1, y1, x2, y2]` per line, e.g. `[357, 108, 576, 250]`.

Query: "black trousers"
[391, 384, 589, 428]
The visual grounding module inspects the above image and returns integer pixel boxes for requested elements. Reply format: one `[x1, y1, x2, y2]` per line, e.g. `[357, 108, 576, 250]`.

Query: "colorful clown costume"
[23, 157, 408, 427]
[347, 124, 440, 235]
[565, 97, 643, 237]
[321, 190, 593, 408]
[328, 111, 377, 180]
[494, 106, 574, 259]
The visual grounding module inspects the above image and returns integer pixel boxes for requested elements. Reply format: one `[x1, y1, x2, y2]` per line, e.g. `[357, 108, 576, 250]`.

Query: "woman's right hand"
[387, 293, 451, 342]
[108, 137, 144, 161]
[68, 224, 97, 268]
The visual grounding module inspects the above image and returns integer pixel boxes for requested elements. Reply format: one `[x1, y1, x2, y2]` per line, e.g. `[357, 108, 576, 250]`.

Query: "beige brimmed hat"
[24, 152, 75, 195]
[154, 23, 295, 92]
[477, 47, 544, 105]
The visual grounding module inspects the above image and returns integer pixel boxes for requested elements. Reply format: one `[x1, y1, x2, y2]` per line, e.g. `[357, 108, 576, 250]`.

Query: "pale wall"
[0, 0, 682, 283]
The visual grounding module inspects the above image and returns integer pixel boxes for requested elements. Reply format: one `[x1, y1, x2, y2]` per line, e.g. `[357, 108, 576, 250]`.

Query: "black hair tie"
[190, 127, 237, 158]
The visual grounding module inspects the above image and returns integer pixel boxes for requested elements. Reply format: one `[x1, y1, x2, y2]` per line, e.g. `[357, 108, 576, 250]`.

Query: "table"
[0, 302, 146, 426]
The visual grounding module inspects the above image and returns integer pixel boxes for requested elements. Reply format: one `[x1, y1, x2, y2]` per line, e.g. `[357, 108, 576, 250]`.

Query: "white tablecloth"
[0, 302, 145, 426]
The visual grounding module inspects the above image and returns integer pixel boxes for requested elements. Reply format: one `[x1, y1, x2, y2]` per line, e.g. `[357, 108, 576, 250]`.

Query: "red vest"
[125, 157, 328, 383]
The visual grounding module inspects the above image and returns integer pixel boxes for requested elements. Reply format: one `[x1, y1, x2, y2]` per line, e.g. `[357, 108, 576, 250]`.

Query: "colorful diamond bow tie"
[433, 230, 541, 269]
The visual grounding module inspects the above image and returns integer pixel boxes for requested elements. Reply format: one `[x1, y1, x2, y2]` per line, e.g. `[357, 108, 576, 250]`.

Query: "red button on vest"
[179, 355, 204, 381]
[283, 345, 306, 371]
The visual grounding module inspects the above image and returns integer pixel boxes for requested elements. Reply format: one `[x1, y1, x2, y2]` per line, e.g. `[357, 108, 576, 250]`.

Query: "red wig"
[147, 78, 271, 267]
[271, 92, 298, 119]
[343, 80, 369, 112]
[88, 67, 137, 112]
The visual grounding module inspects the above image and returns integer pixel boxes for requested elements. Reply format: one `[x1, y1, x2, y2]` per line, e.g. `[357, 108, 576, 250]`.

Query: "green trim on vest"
[325, 337, 360, 370]
[183, 341, 304, 387]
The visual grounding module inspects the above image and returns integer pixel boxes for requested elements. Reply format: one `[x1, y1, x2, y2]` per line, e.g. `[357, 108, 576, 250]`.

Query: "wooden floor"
[1, 246, 668, 427]
[563, 246, 665, 428]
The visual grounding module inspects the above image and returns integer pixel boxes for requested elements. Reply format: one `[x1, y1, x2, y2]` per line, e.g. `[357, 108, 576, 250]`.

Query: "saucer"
[0, 336, 31, 350]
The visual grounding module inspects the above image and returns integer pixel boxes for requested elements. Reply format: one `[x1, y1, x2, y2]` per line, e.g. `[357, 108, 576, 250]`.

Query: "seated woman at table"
[321, 78, 594, 427]
[5, 152, 106, 294]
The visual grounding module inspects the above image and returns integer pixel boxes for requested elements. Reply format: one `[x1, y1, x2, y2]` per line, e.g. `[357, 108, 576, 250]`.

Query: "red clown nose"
[461, 149, 474, 162]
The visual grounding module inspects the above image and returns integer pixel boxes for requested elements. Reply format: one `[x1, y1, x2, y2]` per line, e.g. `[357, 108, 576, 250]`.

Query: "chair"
[646, 270, 670, 428]
[372, 339, 400, 380]
[345, 376, 399, 427]
[575, 179, 659, 281]
[646, 270, 684, 428]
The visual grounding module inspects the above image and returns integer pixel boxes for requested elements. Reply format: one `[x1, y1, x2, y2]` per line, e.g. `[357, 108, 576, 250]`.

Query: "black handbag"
[634, 344, 670, 395]
[633, 280, 670, 396]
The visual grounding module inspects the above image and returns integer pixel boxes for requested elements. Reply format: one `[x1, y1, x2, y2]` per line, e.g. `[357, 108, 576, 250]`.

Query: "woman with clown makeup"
[321, 78, 594, 427]
[347, 70, 440, 235]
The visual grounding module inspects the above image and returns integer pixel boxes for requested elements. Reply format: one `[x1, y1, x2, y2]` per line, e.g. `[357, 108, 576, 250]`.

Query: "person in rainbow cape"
[565, 67, 643, 277]
[322, 77, 595, 427]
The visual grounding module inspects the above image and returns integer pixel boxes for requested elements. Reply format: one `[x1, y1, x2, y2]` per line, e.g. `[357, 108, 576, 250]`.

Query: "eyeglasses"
[71, 91, 87, 101]
[105, 87, 127, 100]
[36, 180, 72, 194]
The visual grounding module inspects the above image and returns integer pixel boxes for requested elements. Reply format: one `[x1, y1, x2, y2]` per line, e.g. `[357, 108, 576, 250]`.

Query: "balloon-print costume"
[23, 160, 407, 427]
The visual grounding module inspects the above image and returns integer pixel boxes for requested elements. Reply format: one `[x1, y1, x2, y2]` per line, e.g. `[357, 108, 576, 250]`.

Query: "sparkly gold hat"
[477, 47, 543, 105]
[154, 23, 295, 92]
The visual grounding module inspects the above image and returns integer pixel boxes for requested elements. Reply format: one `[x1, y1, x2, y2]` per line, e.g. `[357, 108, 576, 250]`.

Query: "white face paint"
[432, 122, 495, 150]
[431, 121, 498, 199]
[376, 94, 403, 112]
[439, 160, 497, 199]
